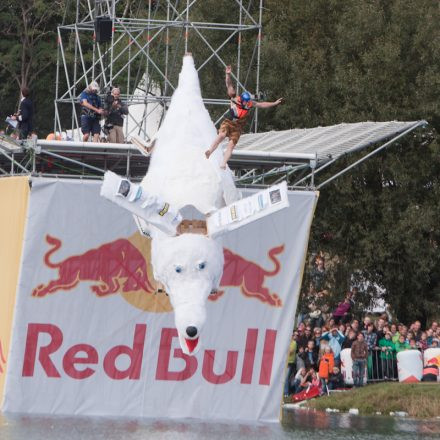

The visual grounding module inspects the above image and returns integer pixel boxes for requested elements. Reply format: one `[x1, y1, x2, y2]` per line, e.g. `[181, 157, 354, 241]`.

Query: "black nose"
[186, 326, 198, 338]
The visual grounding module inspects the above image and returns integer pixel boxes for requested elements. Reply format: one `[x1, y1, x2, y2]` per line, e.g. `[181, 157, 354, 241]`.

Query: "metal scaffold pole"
[254, 0, 263, 133]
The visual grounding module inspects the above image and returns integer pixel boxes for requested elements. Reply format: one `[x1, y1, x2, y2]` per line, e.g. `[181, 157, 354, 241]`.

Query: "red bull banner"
[0, 176, 30, 401]
[2, 178, 318, 422]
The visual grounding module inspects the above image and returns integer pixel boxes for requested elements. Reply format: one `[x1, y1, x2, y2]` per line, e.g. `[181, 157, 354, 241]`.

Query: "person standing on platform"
[104, 87, 128, 143]
[10, 87, 33, 140]
[205, 65, 283, 169]
[79, 81, 104, 142]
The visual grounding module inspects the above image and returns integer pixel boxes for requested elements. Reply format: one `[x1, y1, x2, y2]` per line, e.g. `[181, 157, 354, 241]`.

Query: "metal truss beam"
[1, 121, 426, 191]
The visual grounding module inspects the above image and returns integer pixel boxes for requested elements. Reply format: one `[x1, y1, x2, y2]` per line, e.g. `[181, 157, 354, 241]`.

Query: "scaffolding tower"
[0, 2, 428, 188]
[54, 0, 263, 141]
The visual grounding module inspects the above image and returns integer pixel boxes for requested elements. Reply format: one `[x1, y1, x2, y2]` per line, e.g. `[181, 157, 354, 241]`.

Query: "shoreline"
[283, 382, 440, 420]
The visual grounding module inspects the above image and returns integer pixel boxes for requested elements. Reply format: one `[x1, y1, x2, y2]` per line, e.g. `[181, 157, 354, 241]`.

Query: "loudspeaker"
[95, 16, 113, 43]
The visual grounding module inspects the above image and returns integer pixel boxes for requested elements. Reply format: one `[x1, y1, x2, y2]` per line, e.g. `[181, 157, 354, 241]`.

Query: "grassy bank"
[303, 383, 440, 419]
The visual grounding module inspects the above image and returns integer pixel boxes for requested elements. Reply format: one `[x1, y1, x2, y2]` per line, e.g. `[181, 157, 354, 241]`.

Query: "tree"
[0, 1, 65, 89]
[0, 0, 66, 133]
[260, 0, 440, 323]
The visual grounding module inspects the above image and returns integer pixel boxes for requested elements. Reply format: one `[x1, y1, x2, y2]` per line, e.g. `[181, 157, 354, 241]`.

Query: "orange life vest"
[228, 96, 253, 120]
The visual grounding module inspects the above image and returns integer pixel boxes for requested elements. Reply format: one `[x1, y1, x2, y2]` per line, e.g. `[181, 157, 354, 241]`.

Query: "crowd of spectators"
[285, 299, 440, 396]
[285, 253, 440, 397]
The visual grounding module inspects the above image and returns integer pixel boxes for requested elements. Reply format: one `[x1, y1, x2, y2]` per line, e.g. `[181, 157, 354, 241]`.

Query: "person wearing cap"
[79, 81, 104, 142]
[205, 64, 283, 169]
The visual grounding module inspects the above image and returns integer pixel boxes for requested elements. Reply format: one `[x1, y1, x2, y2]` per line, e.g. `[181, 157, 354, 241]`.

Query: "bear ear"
[206, 182, 290, 238]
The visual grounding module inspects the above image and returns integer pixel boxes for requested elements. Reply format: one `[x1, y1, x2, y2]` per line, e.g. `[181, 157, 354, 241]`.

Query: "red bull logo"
[217, 246, 283, 307]
[32, 233, 172, 313]
[33, 235, 155, 297]
[32, 234, 283, 310]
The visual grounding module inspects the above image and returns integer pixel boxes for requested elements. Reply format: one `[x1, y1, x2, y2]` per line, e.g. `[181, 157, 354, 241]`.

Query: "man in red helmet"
[205, 65, 283, 169]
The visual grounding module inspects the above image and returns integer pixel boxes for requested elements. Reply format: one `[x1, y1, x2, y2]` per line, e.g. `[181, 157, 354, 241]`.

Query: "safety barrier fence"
[286, 347, 433, 395]
[366, 348, 399, 382]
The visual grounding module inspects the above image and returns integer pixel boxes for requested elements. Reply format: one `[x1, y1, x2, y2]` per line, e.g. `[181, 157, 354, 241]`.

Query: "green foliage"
[260, 0, 440, 130]
[0, 0, 67, 133]
[308, 129, 440, 323]
[258, 0, 440, 323]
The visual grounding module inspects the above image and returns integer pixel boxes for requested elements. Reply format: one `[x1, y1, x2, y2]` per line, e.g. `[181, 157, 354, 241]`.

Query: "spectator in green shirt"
[395, 334, 411, 352]
[378, 332, 395, 379]
[390, 323, 400, 344]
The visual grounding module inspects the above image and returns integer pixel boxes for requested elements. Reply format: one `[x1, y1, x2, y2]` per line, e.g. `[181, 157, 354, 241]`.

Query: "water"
[1, 408, 439, 440]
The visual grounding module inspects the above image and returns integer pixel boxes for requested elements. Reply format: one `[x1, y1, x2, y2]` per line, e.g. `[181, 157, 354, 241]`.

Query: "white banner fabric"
[3, 178, 317, 422]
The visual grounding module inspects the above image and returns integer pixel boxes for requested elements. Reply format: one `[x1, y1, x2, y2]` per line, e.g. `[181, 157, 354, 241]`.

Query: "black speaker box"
[95, 16, 113, 43]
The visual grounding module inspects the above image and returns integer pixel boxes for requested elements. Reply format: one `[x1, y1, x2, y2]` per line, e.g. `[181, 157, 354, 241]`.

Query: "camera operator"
[104, 87, 128, 143]
[79, 81, 104, 142]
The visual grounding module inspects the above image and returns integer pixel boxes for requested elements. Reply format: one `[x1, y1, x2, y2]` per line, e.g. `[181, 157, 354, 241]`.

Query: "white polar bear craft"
[102, 54, 239, 355]
[140, 55, 241, 355]
[101, 54, 289, 355]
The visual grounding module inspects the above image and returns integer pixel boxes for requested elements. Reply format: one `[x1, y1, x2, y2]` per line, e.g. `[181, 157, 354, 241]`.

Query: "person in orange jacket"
[318, 346, 335, 394]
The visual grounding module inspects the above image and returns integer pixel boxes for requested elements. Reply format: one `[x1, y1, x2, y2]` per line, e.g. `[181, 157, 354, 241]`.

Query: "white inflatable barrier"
[397, 350, 423, 383]
[423, 348, 440, 381]
[340, 348, 367, 385]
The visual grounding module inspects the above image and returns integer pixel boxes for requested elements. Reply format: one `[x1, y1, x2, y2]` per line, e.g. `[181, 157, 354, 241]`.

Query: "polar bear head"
[151, 232, 224, 355]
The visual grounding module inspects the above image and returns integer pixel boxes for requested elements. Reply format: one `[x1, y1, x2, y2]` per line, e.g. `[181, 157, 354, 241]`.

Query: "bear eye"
[175, 266, 183, 273]
[198, 262, 206, 270]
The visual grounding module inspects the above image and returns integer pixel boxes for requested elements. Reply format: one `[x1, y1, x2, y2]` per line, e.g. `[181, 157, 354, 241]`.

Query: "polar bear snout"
[186, 326, 198, 338]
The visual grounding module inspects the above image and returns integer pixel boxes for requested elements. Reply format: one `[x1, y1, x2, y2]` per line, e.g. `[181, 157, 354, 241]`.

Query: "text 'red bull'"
[21, 323, 277, 385]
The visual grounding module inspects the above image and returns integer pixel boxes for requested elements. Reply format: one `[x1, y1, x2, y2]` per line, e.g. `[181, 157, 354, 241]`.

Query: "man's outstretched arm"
[225, 65, 236, 98]
[254, 97, 283, 109]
